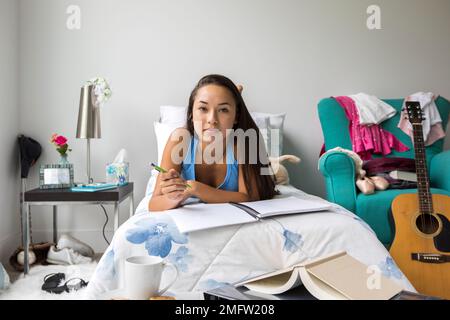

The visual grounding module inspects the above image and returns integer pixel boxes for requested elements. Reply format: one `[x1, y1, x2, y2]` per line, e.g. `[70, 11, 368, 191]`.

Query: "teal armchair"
[318, 97, 450, 246]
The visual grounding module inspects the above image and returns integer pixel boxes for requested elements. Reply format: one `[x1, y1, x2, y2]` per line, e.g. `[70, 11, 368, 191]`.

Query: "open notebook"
[166, 196, 332, 233]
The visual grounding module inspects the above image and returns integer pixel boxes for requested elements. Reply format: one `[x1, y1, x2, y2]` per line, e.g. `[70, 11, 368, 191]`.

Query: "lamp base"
[86, 139, 93, 184]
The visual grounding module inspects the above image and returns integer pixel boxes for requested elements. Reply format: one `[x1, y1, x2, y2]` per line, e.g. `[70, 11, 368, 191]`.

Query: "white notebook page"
[167, 202, 256, 233]
[239, 196, 332, 218]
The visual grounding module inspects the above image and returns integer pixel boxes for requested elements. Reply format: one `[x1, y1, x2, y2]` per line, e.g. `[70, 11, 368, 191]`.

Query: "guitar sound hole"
[415, 214, 440, 235]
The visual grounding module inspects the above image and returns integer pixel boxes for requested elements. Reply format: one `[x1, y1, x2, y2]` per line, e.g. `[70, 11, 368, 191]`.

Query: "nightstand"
[22, 183, 134, 274]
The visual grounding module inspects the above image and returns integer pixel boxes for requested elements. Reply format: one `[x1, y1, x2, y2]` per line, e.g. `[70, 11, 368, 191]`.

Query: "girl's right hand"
[159, 169, 188, 201]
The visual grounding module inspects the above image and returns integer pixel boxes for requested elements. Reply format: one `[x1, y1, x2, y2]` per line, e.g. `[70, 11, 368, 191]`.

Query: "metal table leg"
[53, 206, 58, 244]
[23, 203, 30, 275]
[114, 202, 119, 232]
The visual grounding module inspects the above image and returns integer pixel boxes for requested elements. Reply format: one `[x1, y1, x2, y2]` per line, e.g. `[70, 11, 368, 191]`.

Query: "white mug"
[124, 255, 178, 300]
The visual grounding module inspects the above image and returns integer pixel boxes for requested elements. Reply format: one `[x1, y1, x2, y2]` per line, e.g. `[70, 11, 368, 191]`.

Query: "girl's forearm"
[148, 194, 185, 211]
[149, 181, 254, 211]
[189, 181, 251, 203]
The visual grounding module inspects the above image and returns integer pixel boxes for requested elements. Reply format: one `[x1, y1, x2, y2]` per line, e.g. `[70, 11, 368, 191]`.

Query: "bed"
[84, 184, 416, 299]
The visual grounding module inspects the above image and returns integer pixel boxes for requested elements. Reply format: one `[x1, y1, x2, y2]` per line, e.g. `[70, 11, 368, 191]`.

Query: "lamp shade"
[76, 84, 101, 139]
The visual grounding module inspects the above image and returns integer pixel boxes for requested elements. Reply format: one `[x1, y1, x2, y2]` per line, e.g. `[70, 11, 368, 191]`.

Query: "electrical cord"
[100, 205, 110, 245]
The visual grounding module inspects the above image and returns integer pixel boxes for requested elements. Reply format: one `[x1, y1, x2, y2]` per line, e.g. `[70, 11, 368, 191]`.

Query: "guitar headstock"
[405, 101, 423, 124]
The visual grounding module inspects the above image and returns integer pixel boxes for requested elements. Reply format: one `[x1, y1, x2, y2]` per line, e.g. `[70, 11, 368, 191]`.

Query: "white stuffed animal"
[269, 155, 301, 185]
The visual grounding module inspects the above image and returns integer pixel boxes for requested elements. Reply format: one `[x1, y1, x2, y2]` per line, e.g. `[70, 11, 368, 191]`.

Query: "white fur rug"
[0, 262, 97, 300]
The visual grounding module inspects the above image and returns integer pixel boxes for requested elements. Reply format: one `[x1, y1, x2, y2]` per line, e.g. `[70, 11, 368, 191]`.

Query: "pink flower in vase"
[50, 133, 72, 156]
[54, 135, 67, 146]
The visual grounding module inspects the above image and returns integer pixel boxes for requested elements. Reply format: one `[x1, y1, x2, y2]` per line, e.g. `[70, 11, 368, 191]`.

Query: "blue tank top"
[181, 136, 239, 192]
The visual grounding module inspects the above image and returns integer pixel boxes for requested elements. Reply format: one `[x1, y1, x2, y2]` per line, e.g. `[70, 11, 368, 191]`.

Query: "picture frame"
[39, 164, 74, 189]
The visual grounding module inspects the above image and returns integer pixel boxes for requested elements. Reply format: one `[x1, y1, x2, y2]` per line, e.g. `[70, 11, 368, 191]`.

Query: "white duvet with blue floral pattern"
[85, 185, 415, 299]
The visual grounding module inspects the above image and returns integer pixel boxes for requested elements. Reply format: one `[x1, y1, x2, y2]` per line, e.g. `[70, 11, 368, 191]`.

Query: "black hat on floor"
[18, 135, 42, 178]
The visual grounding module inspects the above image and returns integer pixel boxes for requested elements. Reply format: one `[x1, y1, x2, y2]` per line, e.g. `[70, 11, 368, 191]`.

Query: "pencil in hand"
[150, 163, 192, 188]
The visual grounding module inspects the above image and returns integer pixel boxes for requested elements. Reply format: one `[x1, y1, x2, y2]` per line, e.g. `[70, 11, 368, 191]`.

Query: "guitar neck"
[412, 123, 433, 214]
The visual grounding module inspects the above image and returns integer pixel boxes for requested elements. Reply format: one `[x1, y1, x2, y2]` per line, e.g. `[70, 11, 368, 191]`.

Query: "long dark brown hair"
[186, 74, 277, 200]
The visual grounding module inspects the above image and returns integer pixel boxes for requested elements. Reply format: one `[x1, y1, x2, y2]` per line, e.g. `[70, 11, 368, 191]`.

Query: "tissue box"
[106, 162, 129, 186]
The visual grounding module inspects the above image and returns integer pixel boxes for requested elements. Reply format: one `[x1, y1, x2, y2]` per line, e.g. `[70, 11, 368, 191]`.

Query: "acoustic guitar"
[389, 101, 450, 299]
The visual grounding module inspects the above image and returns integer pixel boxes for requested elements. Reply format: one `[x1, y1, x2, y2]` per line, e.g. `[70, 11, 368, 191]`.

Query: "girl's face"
[192, 84, 237, 143]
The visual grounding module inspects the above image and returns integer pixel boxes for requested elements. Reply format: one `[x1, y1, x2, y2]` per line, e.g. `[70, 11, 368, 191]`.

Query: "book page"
[239, 196, 332, 218]
[166, 203, 256, 233]
[306, 253, 403, 300]
[243, 270, 302, 295]
[236, 266, 297, 286]
[298, 268, 347, 300]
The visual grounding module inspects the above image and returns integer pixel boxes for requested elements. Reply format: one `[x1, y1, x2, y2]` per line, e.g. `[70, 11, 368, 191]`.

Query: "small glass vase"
[59, 154, 69, 165]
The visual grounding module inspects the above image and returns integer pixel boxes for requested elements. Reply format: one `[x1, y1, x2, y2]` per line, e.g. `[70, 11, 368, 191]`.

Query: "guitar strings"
[413, 123, 426, 234]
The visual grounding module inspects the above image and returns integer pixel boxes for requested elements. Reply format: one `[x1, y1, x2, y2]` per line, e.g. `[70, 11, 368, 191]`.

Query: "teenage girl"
[149, 74, 277, 211]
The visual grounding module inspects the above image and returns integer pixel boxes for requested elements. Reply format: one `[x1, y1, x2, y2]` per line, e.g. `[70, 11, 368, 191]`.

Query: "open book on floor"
[166, 196, 332, 234]
[235, 251, 404, 300]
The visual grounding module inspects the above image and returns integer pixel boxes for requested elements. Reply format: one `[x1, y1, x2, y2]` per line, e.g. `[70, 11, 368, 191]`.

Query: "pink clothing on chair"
[334, 96, 409, 160]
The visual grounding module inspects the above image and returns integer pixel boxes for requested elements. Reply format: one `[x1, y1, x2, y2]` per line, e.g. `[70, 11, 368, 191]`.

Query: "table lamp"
[76, 84, 101, 183]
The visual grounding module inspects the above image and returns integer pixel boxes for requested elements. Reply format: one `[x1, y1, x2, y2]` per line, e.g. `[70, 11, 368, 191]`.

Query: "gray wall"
[18, 0, 450, 252]
[0, 0, 20, 263]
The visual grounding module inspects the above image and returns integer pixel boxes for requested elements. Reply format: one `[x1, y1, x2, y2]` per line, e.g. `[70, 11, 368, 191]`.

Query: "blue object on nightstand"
[71, 183, 117, 192]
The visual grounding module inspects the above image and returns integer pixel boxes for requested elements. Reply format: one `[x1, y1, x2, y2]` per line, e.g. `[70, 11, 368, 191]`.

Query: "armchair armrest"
[430, 150, 450, 192]
[318, 151, 358, 213]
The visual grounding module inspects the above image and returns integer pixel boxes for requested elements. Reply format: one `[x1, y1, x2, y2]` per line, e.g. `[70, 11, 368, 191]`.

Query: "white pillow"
[250, 112, 286, 157]
[148, 121, 185, 197]
[145, 170, 158, 197]
[249, 113, 271, 156]
[154, 121, 184, 166]
[160, 105, 186, 125]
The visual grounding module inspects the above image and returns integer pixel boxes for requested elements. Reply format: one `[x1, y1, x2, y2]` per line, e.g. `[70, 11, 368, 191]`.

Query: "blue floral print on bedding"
[283, 229, 304, 253]
[125, 215, 188, 257]
[378, 257, 403, 279]
[95, 249, 116, 280]
[270, 219, 304, 253]
[198, 279, 230, 291]
[168, 246, 193, 273]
